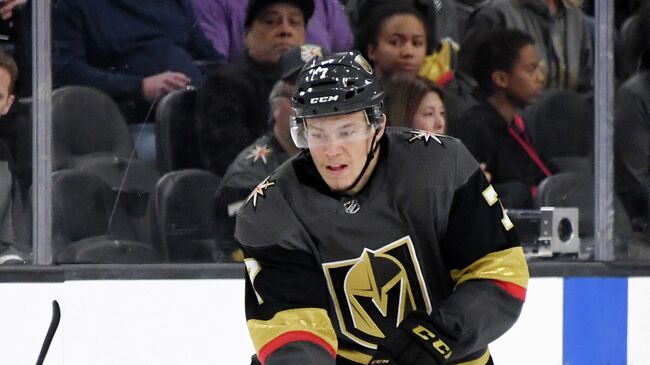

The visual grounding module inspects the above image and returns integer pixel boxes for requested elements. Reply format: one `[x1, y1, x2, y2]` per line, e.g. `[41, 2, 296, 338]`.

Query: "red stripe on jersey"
[258, 330, 337, 364]
[492, 279, 527, 301]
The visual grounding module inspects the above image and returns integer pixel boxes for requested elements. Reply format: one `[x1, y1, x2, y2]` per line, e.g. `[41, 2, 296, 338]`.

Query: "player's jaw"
[317, 160, 354, 191]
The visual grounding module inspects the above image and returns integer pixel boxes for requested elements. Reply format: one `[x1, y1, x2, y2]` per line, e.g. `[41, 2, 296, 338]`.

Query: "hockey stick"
[36, 300, 61, 365]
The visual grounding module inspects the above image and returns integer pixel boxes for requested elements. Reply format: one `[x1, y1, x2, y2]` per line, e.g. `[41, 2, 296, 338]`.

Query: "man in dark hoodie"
[195, 0, 313, 175]
[52, 0, 222, 123]
[462, 0, 593, 93]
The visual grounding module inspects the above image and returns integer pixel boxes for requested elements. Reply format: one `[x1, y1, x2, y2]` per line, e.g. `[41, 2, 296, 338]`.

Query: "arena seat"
[150, 169, 220, 262]
[70, 155, 161, 246]
[51, 169, 156, 263]
[52, 86, 135, 170]
[155, 89, 204, 173]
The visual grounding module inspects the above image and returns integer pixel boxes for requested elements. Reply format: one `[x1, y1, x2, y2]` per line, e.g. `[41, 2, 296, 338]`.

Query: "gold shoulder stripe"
[450, 247, 529, 289]
[458, 349, 491, 365]
[247, 308, 338, 354]
[338, 348, 373, 364]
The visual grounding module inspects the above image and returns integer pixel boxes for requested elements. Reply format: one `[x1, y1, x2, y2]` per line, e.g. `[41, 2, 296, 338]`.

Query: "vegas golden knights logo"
[322, 236, 432, 349]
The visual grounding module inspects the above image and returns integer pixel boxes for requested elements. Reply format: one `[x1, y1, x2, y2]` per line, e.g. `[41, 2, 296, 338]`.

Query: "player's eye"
[339, 130, 354, 138]
[308, 131, 326, 140]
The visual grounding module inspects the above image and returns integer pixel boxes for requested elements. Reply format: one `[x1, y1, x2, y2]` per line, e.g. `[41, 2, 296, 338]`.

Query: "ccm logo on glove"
[411, 325, 452, 359]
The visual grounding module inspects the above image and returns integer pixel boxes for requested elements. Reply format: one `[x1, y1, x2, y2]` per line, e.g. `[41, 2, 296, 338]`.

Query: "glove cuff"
[400, 312, 453, 362]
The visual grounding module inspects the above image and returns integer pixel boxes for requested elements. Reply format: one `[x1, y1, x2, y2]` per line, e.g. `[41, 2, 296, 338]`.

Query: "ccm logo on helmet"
[310, 95, 339, 104]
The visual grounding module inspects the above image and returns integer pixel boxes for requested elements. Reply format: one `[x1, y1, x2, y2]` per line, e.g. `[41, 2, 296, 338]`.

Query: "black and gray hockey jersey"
[214, 132, 291, 261]
[236, 128, 529, 365]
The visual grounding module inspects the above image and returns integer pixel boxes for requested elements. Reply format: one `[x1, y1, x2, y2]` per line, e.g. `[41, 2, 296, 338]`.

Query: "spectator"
[462, 0, 593, 92]
[615, 3, 650, 232]
[615, 0, 650, 81]
[355, 3, 428, 79]
[212, 45, 319, 261]
[454, 29, 548, 208]
[454, 0, 485, 39]
[347, 0, 460, 45]
[0, 49, 19, 253]
[52, 0, 222, 123]
[195, 0, 312, 175]
[191, 0, 352, 63]
[383, 73, 447, 134]
[0, 0, 29, 97]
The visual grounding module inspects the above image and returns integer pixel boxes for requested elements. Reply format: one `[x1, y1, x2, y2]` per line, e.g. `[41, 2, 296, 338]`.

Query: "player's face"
[245, 3, 306, 64]
[412, 91, 445, 134]
[504, 44, 545, 106]
[305, 111, 383, 193]
[367, 14, 427, 78]
[0, 68, 14, 116]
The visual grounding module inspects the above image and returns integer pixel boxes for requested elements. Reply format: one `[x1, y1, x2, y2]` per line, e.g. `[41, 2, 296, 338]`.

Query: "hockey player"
[236, 51, 529, 365]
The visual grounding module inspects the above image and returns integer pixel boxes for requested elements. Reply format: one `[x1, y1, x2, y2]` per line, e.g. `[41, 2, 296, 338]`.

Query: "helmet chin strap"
[339, 125, 381, 195]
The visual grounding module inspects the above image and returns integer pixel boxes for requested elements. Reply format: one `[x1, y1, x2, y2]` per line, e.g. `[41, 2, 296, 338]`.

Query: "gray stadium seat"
[151, 169, 220, 262]
[52, 86, 135, 170]
[155, 89, 204, 173]
[70, 155, 161, 246]
[51, 169, 159, 263]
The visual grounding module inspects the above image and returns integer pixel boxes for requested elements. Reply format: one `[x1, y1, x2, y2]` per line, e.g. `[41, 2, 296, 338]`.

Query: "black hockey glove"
[370, 311, 455, 365]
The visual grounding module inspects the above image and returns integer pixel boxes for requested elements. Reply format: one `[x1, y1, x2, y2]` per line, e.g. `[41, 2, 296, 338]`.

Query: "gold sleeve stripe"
[338, 348, 373, 364]
[450, 247, 529, 289]
[458, 349, 491, 365]
[247, 308, 338, 360]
